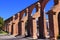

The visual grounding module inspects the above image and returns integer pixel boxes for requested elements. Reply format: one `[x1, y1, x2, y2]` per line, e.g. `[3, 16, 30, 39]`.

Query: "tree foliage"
[0, 17, 4, 31]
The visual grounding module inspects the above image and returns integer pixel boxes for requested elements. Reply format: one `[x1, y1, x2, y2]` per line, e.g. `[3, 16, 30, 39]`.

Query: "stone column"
[32, 18, 37, 39]
[12, 23, 18, 36]
[6, 24, 9, 33]
[21, 20, 25, 37]
[8, 23, 12, 35]
[44, 13, 48, 38]
[39, 15, 47, 39]
[4, 24, 7, 31]
[12, 16, 17, 36]
[13, 13, 20, 36]
[26, 8, 31, 37]
[38, 2, 46, 38]
[17, 13, 20, 35]
[16, 23, 19, 36]
[12, 23, 16, 36]
[38, 0, 49, 38]
[6, 24, 7, 32]
[48, 11, 58, 40]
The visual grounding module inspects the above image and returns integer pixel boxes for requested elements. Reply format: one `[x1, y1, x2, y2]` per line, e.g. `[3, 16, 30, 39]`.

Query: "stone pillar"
[32, 18, 37, 39]
[18, 21, 21, 35]
[44, 11, 48, 38]
[26, 20, 31, 37]
[6, 24, 9, 32]
[4, 24, 7, 31]
[12, 23, 16, 36]
[8, 23, 12, 35]
[26, 8, 31, 37]
[17, 13, 20, 35]
[44, 17, 48, 38]
[37, 1, 48, 39]
[15, 23, 19, 36]
[12, 13, 20, 36]
[5, 24, 7, 32]
[48, 11, 58, 40]
[6, 24, 7, 32]
[12, 23, 18, 36]
[12, 16, 18, 36]
[38, 15, 46, 38]
[37, 2, 45, 39]
[21, 21, 25, 37]
[13, 21, 20, 36]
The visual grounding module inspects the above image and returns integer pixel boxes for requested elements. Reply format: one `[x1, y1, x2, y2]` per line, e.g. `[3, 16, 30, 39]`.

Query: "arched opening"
[58, 12, 60, 35]
[23, 13, 26, 17]
[31, 8, 37, 16]
[45, 13, 50, 38]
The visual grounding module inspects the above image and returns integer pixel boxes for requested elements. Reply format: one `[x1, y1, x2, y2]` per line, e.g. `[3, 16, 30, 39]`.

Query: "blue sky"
[0, 0, 54, 20]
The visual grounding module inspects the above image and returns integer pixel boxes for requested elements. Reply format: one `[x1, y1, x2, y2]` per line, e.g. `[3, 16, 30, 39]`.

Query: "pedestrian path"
[0, 34, 50, 40]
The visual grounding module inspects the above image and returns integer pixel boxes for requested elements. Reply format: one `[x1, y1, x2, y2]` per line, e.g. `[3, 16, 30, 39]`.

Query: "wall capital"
[46, 10, 56, 15]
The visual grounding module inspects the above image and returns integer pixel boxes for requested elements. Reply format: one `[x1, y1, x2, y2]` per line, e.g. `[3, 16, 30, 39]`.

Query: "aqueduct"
[3, 0, 60, 40]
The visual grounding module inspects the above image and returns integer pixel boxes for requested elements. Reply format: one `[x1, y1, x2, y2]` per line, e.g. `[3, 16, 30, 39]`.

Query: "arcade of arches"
[3, 0, 60, 40]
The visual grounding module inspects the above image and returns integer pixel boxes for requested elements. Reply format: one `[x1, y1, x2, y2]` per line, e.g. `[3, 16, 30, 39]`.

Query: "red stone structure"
[4, 0, 60, 40]
[47, 0, 60, 40]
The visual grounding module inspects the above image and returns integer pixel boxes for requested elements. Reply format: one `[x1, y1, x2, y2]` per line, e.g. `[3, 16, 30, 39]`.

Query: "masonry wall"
[4, 0, 60, 40]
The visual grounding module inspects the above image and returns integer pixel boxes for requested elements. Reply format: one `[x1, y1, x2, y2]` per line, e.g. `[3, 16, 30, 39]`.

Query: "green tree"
[0, 17, 4, 31]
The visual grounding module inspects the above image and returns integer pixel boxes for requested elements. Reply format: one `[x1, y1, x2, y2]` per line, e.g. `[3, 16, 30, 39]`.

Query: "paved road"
[0, 35, 50, 40]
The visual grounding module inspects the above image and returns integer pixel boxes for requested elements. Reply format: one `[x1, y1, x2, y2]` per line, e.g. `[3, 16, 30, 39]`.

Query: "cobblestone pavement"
[0, 35, 51, 40]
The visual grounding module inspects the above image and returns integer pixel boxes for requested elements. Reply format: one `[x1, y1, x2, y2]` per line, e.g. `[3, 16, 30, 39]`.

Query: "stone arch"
[23, 13, 26, 16]
[31, 5, 38, 16]
[58, 12, 60, 35]
[31, 8, 37, 16]
[22, 12, 26, 17]
[29, 4, 38, 14]
[30, 5, 39, 38]
[18, 11, 27, 35]
[19, 11, 25, 19]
